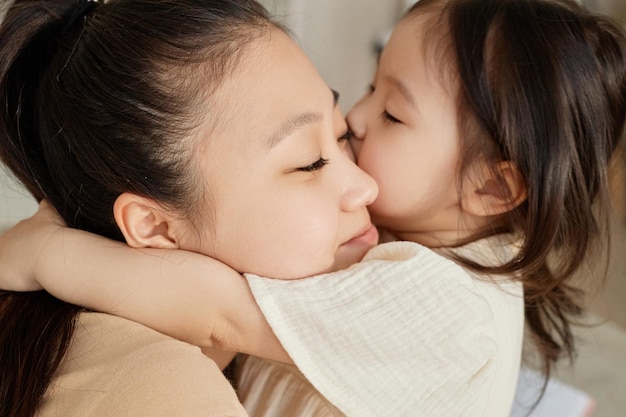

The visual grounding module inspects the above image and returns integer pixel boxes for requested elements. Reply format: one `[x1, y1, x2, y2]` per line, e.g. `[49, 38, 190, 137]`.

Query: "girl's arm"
[0, 204, 289, 363]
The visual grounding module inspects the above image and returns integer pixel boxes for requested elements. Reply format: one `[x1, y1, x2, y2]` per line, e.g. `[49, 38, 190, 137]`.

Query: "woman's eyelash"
[297, 157, 329, 172]
[382, 110, 401, 124]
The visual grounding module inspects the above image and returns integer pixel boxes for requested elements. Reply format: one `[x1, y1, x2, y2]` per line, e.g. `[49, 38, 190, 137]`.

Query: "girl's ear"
[113, 193, 180, 249]
[462, 161, 527, 217]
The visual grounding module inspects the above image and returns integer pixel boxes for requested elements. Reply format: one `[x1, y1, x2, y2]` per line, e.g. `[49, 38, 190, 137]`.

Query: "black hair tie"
[56, 0, 99, 81]
[61, 0, 98, 35]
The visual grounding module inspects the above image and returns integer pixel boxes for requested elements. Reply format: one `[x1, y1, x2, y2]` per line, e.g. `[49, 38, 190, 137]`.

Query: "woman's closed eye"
[296, 157, 329, 172]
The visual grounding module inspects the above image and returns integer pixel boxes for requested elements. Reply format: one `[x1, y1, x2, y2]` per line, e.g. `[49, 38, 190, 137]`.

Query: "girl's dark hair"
[408, 0, 626, 378]
[0, 0, 275, 415]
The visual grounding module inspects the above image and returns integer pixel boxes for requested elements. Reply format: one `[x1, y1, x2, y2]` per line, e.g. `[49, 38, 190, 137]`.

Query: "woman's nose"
[341, 160, 378, 212]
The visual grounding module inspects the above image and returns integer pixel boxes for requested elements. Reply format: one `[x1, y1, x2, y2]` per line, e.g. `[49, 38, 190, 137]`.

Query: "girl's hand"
[0, 201, 65, 291]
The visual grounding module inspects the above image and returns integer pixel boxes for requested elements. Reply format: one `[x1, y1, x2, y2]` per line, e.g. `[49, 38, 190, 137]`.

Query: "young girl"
[2, 0, 624, 416]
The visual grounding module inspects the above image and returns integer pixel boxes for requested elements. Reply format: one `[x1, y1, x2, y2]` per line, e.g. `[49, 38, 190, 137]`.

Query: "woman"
[0, 0, 377, 415]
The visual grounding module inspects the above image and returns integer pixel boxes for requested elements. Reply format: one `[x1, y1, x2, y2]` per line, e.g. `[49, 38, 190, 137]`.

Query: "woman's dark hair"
[0, 0, 276, 415]
[408, 0, 626, 379]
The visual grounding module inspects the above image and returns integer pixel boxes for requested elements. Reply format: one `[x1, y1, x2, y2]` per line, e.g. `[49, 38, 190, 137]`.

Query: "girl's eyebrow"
[265, 88, 338, 151]
[385, 75, 416, 109]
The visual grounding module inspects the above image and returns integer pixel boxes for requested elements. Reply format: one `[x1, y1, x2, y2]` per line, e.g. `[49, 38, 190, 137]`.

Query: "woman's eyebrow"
[265, 88, 337, 151]
[265, 112, 323, 151]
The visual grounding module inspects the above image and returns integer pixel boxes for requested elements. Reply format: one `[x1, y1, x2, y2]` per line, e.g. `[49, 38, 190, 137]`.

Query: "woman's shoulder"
[39, 312, 247, 417]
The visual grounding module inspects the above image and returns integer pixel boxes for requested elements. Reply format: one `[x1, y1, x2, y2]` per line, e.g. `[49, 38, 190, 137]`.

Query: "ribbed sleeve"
[245, 240, 524, 417]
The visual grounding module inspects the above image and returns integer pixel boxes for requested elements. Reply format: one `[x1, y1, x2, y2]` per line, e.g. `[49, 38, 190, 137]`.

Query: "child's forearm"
[33, 228, 290, 363]
[0, 202, 60, 292]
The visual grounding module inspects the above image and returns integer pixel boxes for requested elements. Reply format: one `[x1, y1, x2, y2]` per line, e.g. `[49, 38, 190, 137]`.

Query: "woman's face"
[180, 29, 379, 279]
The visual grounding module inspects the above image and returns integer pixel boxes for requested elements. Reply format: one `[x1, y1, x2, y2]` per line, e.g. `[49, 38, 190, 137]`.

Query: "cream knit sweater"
[243, 238, 524, 417]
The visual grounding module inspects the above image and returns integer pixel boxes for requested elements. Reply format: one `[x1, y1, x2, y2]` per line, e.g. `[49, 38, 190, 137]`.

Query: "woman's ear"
[113, 193, 180, 249]
[462, 160, 527, 217]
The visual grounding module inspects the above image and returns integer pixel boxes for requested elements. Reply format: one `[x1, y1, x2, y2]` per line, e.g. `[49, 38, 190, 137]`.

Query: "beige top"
[38, 312, 248, 417]
[236, 355, 343, 417]
[244, 238, 525, 417]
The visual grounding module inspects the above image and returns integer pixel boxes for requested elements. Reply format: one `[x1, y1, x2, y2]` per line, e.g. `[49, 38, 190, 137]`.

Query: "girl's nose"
[345, 100, 366, 159]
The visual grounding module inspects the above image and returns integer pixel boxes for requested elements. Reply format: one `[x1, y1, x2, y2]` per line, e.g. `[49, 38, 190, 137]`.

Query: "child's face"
[180, 29, 379, 279]
[347, 17, 465, 246]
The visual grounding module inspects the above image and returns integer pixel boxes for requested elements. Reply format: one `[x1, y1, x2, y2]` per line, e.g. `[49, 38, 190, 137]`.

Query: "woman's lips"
[343, 224, 379, 247]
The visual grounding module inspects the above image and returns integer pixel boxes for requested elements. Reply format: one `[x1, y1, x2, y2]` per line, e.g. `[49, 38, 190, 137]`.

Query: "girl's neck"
[391, 230, 475, 248]
[380, 216, 500, 249]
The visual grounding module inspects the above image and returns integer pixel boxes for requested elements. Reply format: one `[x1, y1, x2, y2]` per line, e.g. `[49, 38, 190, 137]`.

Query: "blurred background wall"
[258, 0, 411, 111]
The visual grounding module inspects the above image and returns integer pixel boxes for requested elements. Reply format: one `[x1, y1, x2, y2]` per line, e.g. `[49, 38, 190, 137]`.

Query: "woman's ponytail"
[0, 2, 97, 415]
[0, 1, 277, 414]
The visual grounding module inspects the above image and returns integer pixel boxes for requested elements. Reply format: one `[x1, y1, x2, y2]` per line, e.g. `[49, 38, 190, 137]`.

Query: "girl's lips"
[343, 224, 379, 247]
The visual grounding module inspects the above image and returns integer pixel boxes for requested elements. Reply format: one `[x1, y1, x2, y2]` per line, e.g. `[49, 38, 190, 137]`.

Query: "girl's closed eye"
[338, 129, 353, 141]
[368, 84, 402, 124]
[382, 110, 402, 124]
[296, 157, 329, 172]
[337, 129, 356, 160]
